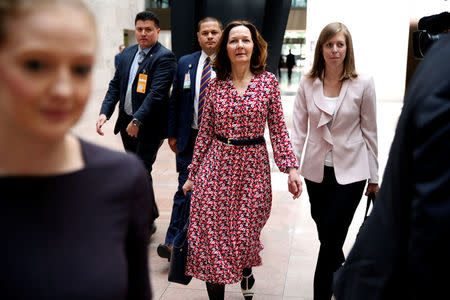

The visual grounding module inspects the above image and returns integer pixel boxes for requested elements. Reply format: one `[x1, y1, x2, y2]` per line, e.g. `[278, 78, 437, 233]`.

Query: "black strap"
[215, 134, 265, 146]
[363, 192, 376, 221]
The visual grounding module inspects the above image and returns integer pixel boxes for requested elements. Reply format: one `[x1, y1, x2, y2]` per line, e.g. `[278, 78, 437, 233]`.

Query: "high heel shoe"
[240, 273, 255, 299]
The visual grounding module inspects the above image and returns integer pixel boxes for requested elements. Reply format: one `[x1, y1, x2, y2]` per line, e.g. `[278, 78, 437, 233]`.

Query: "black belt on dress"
[215, 134, 265, 146]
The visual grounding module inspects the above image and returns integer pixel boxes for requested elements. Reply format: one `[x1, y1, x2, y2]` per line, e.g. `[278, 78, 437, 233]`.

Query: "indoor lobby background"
[72, 0, 449, 299]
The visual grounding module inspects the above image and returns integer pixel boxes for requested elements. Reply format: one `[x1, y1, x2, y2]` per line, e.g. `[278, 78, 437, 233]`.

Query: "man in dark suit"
[114, 44, 125, 69]
[96, 11, 177, 233]
[333, 35, 450, 299]
[286, 49, 295, 83]
[156, 17, 222, 259]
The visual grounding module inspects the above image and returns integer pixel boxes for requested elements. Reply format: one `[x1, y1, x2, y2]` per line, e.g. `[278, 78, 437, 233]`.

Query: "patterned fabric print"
[186, 71, 298, 284]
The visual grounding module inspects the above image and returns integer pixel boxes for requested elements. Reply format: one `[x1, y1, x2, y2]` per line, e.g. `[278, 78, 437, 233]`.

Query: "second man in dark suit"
[96, 11, 177, 233]
[157, 17, 222, 259]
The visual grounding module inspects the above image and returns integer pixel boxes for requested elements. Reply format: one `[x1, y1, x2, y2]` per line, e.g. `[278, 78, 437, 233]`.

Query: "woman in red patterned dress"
[182, 21, 302, 300]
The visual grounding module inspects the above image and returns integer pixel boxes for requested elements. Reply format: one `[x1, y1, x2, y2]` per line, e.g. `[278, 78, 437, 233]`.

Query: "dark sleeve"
[115, 54, 119, 69]
[100, 61, 122, 119]
[407, 73, 450, 297]
[134, 51, 177, 122]
[125, 159, 152, 300]
[167, 59, 184, 138]
[333, 36, 450, 300]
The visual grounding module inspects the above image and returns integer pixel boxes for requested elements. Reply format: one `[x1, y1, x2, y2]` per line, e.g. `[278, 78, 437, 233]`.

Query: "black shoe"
[150, 223, 157, 235]
[241, 273, 255, 299]
[157, 243, 172, 261]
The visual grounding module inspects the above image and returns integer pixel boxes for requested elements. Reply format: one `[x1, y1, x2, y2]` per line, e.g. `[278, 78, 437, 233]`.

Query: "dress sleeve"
[187, 82, 216, 182]
[360, 76, 378, 183]
[267, 74, 298, 173]
[125, 159, 152, 300]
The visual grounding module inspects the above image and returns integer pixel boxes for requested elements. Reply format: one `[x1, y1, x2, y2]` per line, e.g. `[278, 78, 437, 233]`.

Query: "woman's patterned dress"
[186, 71, 297, 284]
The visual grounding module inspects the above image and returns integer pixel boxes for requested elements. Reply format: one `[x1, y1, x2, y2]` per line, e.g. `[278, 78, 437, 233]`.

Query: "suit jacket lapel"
[190, 51, 201, 102]
[312, 78, 333, 128]
[332, 79, 350, 125]
[135, 42, 160, 76]
[124, 45, 138, 87]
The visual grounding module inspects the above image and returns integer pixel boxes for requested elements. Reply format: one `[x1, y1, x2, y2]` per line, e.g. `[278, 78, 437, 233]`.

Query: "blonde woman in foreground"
[0, 1, 152, 298]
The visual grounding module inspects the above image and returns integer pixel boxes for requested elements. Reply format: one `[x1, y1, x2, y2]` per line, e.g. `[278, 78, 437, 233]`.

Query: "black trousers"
[119, 113, 163, 222]
[165, 129, 198, 244]
[305, 166, 366, 300]
[287, 67, 293, 81]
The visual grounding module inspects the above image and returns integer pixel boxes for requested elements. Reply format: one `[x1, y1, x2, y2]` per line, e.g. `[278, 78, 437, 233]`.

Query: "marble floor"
[73, 68, 403, 299]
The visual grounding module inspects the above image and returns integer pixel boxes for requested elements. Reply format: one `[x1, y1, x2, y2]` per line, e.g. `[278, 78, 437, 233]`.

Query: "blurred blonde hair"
[0, 0, 94, 47]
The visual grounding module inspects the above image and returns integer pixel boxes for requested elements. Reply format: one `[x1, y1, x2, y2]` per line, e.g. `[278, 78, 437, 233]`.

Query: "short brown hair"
[308, 22, 358, 81]
[214, 20, 267, 80]
[0, 0, 94, 48]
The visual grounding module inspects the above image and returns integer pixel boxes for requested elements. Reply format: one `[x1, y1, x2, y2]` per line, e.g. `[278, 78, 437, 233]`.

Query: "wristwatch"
[132, 118, 142, 127]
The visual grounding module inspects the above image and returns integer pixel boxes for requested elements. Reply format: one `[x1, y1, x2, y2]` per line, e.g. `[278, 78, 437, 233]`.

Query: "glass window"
[291, 0, 307, 7]
[147, 0, 170, 8]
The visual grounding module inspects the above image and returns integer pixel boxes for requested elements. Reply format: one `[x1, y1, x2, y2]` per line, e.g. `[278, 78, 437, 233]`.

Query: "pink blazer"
[291, 74, 378, 184]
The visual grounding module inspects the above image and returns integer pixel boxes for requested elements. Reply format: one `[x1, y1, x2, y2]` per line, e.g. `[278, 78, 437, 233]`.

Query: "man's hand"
[168, 138, 178, 154]
[96, 114, 107, 136]
[126, 121, 139, 138]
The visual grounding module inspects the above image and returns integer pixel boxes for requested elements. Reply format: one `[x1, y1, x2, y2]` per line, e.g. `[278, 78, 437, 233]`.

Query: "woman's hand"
[365, 183, 379, 197]
[288, 168, 302, 199]
[182, 179, 194, 195]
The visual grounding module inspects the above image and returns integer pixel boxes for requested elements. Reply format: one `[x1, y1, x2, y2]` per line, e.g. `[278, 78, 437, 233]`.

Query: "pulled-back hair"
[214, 20, 267, 80]
[308, 22, 358, 81]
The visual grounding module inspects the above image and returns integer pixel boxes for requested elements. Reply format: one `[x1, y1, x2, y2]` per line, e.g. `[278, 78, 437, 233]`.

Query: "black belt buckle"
[216, 134, 264, 146]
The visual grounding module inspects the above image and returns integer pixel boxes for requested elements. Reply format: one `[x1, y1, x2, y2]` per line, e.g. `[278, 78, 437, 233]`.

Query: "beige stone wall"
[286, 8, 307, 31]
[84, 0, 145, 97]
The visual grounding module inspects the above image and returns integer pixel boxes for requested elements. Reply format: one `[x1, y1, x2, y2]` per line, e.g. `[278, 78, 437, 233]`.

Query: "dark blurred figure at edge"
[286, 49, 295, 83]
[115, 44, 126, 69]
[97, 11, 177, 236]
[333, 12, 450, 300]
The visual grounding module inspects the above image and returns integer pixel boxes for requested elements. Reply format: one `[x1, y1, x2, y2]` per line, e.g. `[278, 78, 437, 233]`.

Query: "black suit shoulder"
[151, 42, 176, 60]
[178, 51, 201, 65]
[80, 138, 147, 180]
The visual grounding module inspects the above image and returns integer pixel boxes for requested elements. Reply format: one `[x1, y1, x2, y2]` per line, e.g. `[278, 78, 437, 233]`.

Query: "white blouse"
[324, 96, 338, 167]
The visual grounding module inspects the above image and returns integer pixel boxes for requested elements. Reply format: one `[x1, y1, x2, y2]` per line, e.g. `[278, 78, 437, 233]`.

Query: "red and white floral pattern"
[186, 71, 297, 284]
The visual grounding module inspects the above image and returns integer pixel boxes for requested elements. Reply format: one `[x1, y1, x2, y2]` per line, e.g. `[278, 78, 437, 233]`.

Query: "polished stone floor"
[73, 68, 403, 299]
